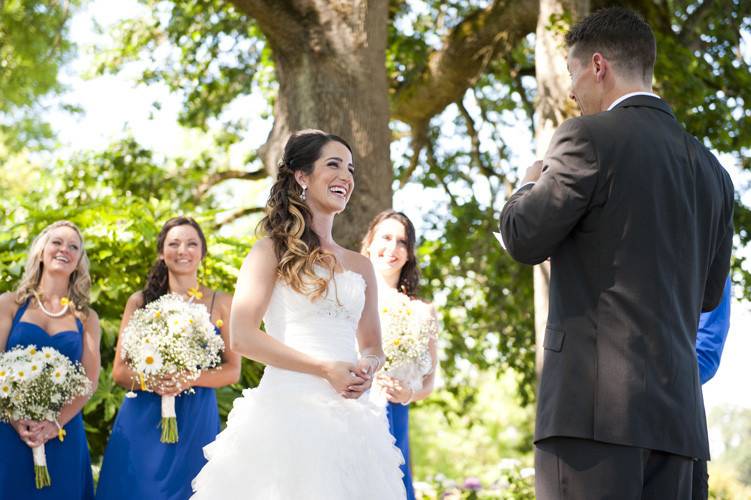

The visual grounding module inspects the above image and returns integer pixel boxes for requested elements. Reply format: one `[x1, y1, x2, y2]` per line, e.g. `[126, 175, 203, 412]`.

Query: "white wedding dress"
[191, 270, 406, 499]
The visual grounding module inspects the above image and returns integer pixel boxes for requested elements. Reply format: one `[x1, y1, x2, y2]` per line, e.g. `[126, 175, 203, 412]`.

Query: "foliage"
[410, 371, 534, 495]
[2, 0, 751, 480]
[709, 405, 751, 487]
[707, 462, 751, 500]
[0, 0, 82, 153]
[0, 144, 264, 463]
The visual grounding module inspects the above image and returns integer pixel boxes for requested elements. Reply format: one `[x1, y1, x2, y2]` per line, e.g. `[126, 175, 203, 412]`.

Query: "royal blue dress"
[387, 401, 415, 500]
[95, 331, 221, 500]
[0, 300, 95, 500]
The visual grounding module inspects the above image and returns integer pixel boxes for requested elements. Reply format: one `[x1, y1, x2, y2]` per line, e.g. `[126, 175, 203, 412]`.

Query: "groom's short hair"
[566, 7, 656, 85]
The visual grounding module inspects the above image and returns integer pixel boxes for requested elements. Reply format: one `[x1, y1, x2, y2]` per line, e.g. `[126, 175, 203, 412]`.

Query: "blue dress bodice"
[0, 300, 94, 500]
[96, 326, 222, 500]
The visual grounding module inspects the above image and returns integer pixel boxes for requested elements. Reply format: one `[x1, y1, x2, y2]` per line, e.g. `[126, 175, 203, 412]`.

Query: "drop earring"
[301, 186, 307, 201]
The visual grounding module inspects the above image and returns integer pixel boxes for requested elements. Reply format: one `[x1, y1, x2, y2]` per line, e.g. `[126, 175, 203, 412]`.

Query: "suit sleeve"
[702, 172, 734, 312]
[499, 118, 599, 265]
[696, 276, 731, 384]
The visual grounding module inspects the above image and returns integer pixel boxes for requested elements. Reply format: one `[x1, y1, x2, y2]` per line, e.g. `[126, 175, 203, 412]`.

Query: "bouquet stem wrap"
[0, 345, 92, 491]
[160, 395, 178, 443]
[32, 445, 51, 489]
[120, 294, 224, 445]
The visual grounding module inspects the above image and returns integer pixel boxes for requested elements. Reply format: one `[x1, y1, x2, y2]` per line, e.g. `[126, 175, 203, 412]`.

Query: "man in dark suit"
[499, 7, 734, 498]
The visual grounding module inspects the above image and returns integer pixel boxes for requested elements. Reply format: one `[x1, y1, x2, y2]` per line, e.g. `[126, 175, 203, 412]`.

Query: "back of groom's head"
[566, 7, 656, 86]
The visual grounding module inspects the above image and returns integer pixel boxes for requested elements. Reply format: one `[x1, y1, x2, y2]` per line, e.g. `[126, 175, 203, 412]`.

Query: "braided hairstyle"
[259, 129, 353, 300]
[142, 216, 207, 306]
[360, 210, 420, 298]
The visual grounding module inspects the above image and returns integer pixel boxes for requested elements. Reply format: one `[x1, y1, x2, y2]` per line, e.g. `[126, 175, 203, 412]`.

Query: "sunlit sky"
[42, 0, 751, 445]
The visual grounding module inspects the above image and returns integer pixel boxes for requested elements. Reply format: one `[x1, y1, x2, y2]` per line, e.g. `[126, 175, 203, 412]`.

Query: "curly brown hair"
[360, 210, 420, 298]
[259, 129, 353, 300]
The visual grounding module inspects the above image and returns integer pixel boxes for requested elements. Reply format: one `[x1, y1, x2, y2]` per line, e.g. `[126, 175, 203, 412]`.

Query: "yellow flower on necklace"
[60, 297, 71, 307]
[187, 287, 203, 300]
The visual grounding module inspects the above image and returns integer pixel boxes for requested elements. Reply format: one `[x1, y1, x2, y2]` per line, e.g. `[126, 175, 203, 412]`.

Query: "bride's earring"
[300, 185, 307, 201]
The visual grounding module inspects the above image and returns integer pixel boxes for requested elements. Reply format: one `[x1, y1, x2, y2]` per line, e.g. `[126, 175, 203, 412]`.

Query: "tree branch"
[679, 0, 715, 50]
[425, 141, 460, 209]
[507, 56, 536, 133]
[228, 0, 307, 53]
[216, 206, 265, 228]
[397, 125, 428, 188]
[391, 0, 538, 129]
[194, 168, 268, 200]
[457, 98, 481, 167]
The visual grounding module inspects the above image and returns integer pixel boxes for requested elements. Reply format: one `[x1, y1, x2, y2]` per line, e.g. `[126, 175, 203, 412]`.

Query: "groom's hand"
[521, 160, 544, 184]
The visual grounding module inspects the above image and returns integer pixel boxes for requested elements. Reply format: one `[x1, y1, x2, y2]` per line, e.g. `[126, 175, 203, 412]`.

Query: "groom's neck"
[600, 81, 654, 112]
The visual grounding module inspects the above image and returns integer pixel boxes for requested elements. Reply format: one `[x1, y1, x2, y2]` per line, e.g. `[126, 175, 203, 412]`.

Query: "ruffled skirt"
[191, 367, 406, 499]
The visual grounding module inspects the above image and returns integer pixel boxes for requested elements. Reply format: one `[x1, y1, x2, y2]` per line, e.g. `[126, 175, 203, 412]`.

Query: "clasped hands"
[324, 357, 379, 400]
[145, 372, 194, 397]
[12, 419, 59, 448]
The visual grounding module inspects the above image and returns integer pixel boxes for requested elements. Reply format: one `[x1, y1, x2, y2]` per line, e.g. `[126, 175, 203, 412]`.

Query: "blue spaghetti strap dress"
[95, 294, 221, 500]
[0, 300, 95, 499]
[387, 402, 415, 500]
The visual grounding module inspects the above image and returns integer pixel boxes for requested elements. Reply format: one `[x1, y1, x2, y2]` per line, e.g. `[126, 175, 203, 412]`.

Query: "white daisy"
[139, 347, 163, 375]
[51, 366, 68, 384]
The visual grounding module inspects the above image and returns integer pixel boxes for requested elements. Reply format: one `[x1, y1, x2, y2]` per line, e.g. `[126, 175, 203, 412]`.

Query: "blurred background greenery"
[2, 0, 750, 497]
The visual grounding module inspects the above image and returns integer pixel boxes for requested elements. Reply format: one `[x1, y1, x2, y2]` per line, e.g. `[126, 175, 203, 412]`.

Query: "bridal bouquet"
[0, 345, 92, 489]
[379, 289, 436, 391]
[121, 293, 224, 443]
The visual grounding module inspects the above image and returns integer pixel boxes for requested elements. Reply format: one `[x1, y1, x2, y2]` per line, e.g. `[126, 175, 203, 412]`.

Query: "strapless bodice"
[263, 269, 366, 364]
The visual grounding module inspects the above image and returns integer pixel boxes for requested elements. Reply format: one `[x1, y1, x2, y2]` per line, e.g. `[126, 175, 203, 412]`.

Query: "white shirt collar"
[607, 91, 660, 111]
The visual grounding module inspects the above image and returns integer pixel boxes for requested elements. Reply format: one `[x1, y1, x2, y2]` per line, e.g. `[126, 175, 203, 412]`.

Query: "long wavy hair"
[15, 220, 92, 315]
[259, 129, 353, 300]
[360, 210, 420, 298]
[142, 216, 207, 306]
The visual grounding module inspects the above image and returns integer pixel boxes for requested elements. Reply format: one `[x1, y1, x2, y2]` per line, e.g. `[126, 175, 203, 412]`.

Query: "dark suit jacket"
[500, 95, 734, 460]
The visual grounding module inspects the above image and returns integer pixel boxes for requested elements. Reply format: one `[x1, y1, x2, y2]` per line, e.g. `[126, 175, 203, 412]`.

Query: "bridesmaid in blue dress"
[361, 210, 439, 500]
[0, 220, 102, 499]
[96, 216, 240, 500]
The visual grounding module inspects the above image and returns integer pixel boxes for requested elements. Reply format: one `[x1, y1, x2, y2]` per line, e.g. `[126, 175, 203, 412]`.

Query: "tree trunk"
[234, 0, 392, 249]
[533, 0, 589, 378]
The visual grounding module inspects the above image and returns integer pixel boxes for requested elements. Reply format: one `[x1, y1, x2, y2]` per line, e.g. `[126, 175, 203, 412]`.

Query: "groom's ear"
[591, 52, 608, 82]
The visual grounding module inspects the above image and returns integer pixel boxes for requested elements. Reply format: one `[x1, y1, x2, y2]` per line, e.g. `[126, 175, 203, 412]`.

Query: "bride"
[191, 130, 406, 499]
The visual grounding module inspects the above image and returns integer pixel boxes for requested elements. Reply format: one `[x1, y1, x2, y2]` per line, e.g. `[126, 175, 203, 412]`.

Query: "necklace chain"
[32, 291, 69, 318]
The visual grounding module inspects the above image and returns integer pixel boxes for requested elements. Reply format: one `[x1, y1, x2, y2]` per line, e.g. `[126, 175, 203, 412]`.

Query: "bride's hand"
[322, 361, 368, 396]
[341, 358, 375, 399]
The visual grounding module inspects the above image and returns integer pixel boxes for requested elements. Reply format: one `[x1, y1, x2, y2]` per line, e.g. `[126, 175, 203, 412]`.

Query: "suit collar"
[611, 94, 676, 119]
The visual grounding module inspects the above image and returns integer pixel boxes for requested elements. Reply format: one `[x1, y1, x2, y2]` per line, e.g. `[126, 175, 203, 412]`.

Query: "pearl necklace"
[32, 291, 70, 318]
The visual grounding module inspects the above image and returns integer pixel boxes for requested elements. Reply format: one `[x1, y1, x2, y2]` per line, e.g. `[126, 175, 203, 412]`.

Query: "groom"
[499, 7, 734, 498]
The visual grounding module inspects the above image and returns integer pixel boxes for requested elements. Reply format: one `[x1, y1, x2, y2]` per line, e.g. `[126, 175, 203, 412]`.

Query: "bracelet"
[362, 354, 382, 373]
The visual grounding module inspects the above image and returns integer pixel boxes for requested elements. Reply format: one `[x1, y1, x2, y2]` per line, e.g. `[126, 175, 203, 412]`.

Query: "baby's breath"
[0, 345, 91, 423]
[380, 289, 437, 391]
[121, 294, 224, 390]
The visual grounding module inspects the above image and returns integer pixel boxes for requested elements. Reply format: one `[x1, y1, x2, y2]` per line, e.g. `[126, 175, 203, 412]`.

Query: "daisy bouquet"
[0, 345, 92, 489]
[379, 289, 435, 391]
[121, 292, 224, 443]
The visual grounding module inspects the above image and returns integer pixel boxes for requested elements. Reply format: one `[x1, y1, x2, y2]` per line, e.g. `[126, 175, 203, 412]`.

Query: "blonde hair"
[15, 220, 91, 315]
[259, 130, 352, 300]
